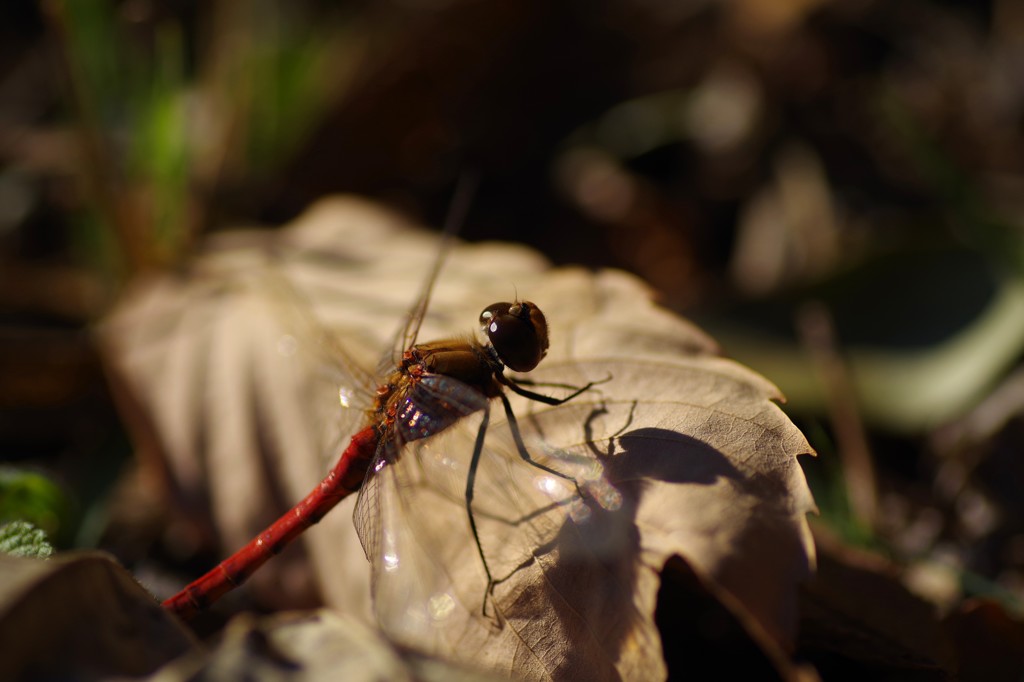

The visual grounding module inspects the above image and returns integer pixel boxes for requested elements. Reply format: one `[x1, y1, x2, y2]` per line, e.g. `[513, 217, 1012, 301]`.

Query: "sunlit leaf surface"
[100, 196, 816, 680]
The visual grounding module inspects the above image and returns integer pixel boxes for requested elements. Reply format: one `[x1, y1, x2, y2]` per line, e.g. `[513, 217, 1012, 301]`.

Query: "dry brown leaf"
[144, 610, 504, 682]
[799, 529, 954, 679]
[944, 598, 1024, 682]
[0, 552, 196, 680]
[99, 196, 817, 680]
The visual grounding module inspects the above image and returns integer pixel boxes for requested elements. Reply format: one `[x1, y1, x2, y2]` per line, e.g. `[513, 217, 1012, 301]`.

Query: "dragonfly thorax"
[369, 301, 552, 444]
[479, 301, 549, 373]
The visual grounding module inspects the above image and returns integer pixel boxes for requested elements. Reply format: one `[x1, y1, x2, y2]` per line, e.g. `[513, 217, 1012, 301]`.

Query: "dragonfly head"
[479, 300, 549, 372]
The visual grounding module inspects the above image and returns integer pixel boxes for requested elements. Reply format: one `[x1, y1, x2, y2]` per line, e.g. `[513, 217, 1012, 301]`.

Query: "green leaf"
[0, 467, 67, 538]
[0, 521, 54, 559]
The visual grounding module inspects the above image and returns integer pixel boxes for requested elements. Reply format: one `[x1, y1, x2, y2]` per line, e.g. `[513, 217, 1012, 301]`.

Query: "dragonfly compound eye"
[479, 301, 550, 372]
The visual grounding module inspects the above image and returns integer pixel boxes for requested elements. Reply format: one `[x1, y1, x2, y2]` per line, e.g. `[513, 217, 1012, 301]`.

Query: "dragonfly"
[161, 185, 615, 623]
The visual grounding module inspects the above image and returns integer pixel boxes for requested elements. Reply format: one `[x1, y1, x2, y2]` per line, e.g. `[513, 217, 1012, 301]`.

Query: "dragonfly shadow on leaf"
[482, 406, 648, 679]
[609, 427, 743, 488]
[493, 466, 643, 681]
[498, 425, 742, 677]
[578, 400, 742, 491]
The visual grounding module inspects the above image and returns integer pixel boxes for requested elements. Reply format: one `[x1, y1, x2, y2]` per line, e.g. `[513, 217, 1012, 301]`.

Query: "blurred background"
[1, 0, 1023, 673]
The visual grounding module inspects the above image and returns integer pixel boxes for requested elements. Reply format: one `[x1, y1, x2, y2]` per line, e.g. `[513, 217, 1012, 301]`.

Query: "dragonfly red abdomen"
[161, 425, 379, 620]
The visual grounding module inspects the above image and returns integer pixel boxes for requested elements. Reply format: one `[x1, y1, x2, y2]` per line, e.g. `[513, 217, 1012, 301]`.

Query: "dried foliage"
[98, 199, 816, 679]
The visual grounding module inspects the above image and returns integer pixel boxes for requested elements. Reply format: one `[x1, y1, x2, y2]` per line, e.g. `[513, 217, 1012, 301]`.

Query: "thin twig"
[798, 300, 878, 529]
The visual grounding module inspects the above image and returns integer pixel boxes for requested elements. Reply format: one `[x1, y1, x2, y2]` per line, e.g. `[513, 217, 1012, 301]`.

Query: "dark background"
[2, 0, 1023, 678]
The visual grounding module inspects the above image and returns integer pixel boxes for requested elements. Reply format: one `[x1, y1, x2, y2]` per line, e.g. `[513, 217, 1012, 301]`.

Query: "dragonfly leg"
[499, 392, 586, 500]
[465, 403, 499, 620]
[466, 376, 607, 620]
[507, 376, 603, 391]
[501, 372, 612, 406]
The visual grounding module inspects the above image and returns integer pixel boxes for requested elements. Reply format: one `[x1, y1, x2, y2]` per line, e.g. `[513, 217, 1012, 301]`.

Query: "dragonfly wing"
[348, 370, 635, 674]
[359, 403, 621, 661]
[351, 433, 396, 563]
[260, 257, 377, 401]
[353, 373, 489, 561]
[385, 174, 477, 369]
[350, 373, 499, 649]
[361, 415, 495, 649]
[397, 375, 490, 443]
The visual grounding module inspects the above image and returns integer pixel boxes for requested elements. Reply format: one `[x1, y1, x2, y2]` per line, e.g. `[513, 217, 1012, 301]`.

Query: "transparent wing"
[264, 247, 380, 400]
[351, 434, 398, 568]
[356, 413, 492, 648]
[379, 174, 478, 375]
[351, 364, 627, 659]
[352, 374, 490, 602]
[360, 357, 778, 675]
